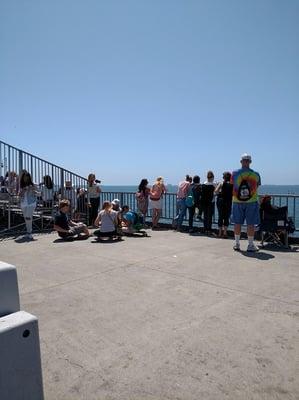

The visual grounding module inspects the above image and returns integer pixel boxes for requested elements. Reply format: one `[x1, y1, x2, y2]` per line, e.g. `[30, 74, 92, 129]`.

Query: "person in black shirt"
[54, 199, 89, 239]
[187, 175, 202, 233]
[215, 172, 233, 238]
[201, 171, 216, 234]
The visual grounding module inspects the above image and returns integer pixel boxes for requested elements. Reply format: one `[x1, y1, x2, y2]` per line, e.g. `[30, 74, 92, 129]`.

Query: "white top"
[88, 183, 101, 200]
[41, 185, 53, 202]
[98, 210, 118, 232]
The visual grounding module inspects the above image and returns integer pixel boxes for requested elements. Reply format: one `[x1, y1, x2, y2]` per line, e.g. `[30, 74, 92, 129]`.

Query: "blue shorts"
[232, 202, 260, 225]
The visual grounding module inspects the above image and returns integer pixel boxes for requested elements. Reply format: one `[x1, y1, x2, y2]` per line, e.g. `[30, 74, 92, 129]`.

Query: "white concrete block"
[0, 261, 20, 317]
[0, 311, 44, 400]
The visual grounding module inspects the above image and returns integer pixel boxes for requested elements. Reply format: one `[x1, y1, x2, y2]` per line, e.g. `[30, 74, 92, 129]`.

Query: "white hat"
[241, 153, 252, 162]
[111, 199, 120, 205]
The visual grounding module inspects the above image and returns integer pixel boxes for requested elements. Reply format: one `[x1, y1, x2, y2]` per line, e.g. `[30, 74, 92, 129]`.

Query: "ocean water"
[101, 185, 299, 233]
[102, 185, 299, 196]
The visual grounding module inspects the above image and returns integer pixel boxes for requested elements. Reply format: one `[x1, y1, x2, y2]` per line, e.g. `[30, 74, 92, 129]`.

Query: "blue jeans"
[174, 198, 187, 228]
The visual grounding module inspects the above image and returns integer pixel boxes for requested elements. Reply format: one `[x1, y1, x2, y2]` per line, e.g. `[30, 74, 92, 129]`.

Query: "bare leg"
[247, 225, 255, 237]
[234, 224, 241, 236]
[234, 223, 241, 250]
[155, 209, 161, 226]
[152, 209, 157, 227]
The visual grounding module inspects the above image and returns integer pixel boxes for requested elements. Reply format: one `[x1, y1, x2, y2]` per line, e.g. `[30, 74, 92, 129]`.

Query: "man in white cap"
[231, 153, 261, 252]
[111, 199, 121, 212]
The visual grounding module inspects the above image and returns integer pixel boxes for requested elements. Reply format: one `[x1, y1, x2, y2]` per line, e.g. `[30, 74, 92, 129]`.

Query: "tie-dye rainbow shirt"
[231, 168, 261, 203]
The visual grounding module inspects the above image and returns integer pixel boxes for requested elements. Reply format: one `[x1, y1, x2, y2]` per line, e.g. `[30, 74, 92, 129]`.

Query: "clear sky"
[1, 0, 298, 185]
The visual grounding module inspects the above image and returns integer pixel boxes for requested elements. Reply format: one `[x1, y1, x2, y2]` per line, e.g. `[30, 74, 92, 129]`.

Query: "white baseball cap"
[111, 199, 120, 205]
[241, 153, 252, 162]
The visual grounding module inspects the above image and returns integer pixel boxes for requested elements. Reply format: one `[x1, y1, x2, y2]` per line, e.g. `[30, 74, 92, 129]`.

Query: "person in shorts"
[54, 199, 90, 239]
[231, 153, 261, 252]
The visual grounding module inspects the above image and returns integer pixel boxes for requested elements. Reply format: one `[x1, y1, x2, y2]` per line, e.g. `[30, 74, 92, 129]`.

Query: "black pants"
[188, 206, 196, 228]
[94, 229, 117, 238]
[203, 202, 215, 231]
[89, 197, 100, 225]
[217, 199, 232, 227]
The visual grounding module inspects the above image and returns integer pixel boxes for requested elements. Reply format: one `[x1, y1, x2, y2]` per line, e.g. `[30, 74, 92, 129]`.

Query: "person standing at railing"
[64, 181, 77, 214]
[19, 170, 38, 240]
[173, 175, 192, 232]
[215, 171, 233, 238]
[149, 177, 167, 230]
[136, 179, 150, 225]
[201, 171, 216, 235]
[40, 175, 54, 208]
[87, 173, 101, 226]
[231, 153, 261, 252]
[186, 175, 202, 233]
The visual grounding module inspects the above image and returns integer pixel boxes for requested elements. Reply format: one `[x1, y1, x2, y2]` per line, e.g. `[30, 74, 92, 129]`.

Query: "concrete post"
[0, 311, 44, 400]
[0, 261, 20, 317]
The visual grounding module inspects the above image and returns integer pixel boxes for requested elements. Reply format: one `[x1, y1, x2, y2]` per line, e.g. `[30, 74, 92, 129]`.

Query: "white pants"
[21, 202, 36, 234]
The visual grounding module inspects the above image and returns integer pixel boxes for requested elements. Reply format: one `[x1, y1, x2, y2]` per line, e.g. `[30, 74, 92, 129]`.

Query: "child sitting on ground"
[54, 199, 90, 240]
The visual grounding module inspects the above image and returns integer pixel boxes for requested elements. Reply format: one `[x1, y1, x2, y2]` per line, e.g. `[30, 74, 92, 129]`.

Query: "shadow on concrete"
[53, 235, 89, 243]
[14, 236, 37, 244]
[91, 238, 124, 244]
[259, 244, 299, 253]
[240, 250, 275, 260]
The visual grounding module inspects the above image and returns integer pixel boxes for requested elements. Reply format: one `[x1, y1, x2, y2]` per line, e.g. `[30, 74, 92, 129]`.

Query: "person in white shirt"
[87, 173, 101, 226]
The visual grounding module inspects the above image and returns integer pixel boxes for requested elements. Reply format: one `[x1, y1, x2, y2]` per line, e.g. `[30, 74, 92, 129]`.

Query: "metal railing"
[1, 140, 298, 234]
[102, 192, 299, 230]
[0, 140, 88, 197]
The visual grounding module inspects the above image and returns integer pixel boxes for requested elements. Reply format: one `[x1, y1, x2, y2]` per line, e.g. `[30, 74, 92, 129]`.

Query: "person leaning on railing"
[149, 177, 167, 230]
[136, 179, 150, 224]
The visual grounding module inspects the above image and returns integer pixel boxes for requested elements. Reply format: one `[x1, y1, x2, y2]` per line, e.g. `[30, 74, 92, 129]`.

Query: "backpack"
[186, 187, 194, 207]
[237, 179, 252, 201]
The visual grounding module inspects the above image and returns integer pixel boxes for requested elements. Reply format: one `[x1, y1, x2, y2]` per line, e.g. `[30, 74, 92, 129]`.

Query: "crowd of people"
[1, 153, 263, 252]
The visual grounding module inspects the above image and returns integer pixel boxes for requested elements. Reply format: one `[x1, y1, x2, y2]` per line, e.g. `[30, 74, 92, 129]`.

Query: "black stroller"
[259, 196, 294, 248]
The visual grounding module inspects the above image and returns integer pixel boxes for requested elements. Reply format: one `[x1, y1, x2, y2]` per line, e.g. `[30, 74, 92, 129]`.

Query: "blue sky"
[1, 0, 298, 185]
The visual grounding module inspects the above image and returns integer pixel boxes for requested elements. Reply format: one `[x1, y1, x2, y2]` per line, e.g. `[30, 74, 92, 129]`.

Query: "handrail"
[0, 140, 86, 180]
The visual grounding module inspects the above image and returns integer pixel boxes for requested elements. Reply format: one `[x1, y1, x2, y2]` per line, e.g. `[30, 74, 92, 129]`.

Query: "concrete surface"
[1, 230, 299, 400]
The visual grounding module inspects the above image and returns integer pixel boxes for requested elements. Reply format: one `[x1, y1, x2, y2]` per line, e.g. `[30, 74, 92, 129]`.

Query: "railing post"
[18, 151, 23, 175]
[60, 169, 64, 198]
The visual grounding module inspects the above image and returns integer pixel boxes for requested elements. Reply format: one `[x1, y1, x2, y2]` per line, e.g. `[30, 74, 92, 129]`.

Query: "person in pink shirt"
[173, 175, 192, 231]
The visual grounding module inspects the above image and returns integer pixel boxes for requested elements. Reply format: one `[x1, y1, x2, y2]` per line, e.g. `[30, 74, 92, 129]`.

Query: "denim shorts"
[232, 202, 260, 225]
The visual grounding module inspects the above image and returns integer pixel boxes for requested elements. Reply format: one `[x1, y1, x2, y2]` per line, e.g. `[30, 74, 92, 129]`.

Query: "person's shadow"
[14, 236, 37, 244]
[240, 250, 275, 260]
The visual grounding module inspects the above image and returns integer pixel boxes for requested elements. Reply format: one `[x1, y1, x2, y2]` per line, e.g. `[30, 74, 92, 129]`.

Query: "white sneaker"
[247, 243, 259, 252]
[233, 243, 241, 251]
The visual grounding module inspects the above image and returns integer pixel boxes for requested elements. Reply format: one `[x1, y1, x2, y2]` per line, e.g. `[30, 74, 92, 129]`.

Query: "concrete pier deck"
[1, 230, 299, 400]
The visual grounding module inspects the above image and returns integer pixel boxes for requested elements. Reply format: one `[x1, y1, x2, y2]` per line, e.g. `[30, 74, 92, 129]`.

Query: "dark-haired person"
[19, 170, 38, 240]
[201, 170, 216, 235]
[187, 175, 202, 233]
[87, 173, 101, 226]
[215, 172, 233, 238]
[40, 175, 54, 208]
[231, 153, 261, 252]
[54, 199, 89, 239]
[136, 179, 150, 224]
